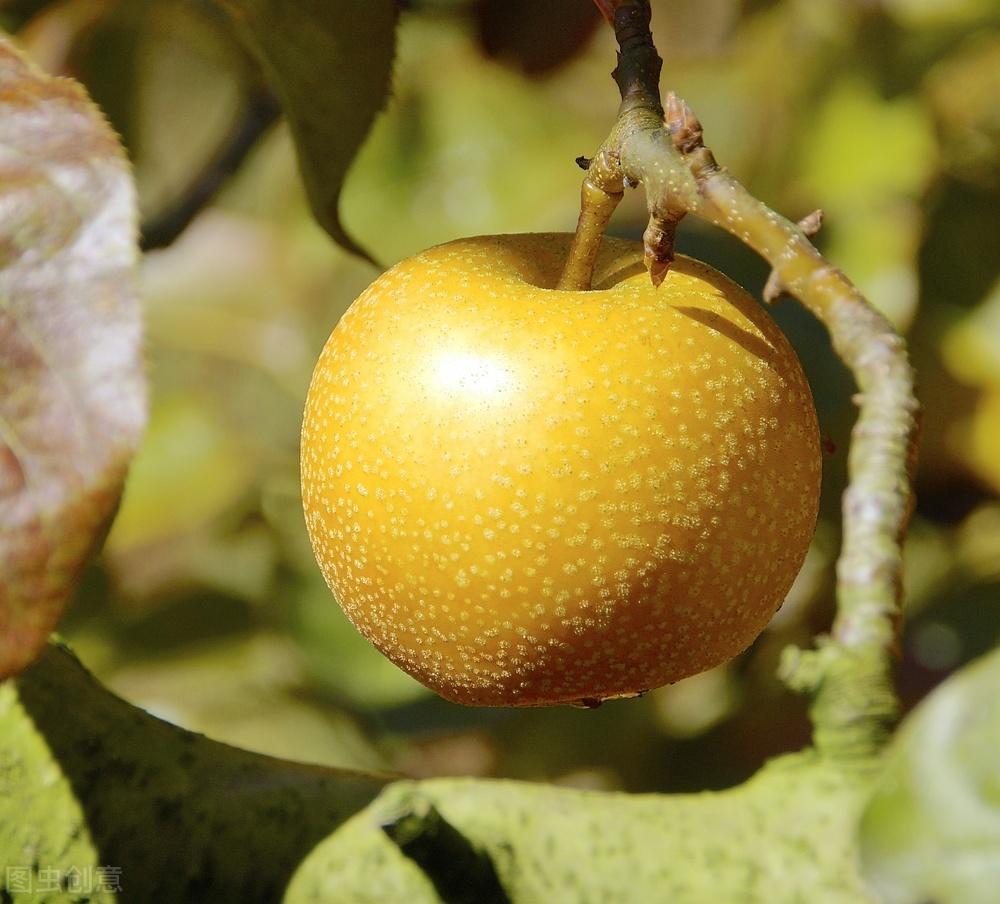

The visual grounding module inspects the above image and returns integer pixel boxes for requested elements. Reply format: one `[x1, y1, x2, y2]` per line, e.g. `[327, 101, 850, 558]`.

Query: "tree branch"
[566, 0, 920, 760]
[140, 87, 280, 252]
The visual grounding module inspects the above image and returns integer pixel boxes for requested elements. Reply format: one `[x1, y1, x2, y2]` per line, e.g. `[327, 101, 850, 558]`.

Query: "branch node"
[762, 209, 824, 303]
[664, 91, 704, 154]
[779, 643, 826, 694]
[643, 210, 681, 287]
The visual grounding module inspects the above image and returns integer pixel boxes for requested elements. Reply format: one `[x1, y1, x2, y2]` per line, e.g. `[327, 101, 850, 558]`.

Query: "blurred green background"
[6, 0, 998, 792]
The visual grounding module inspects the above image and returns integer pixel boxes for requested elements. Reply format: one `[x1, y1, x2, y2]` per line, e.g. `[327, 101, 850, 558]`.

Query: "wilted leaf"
[0, 35, 144, 676]
[860, 646, 1000, 904]
[218, 0, 398, 262]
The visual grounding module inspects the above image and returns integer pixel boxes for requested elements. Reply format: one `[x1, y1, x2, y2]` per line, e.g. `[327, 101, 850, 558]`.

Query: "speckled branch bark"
[576, 0, 920, 759]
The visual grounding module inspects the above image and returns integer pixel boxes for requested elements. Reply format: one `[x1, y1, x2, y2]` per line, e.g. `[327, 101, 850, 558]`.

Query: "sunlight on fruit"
[432, 351, 515, 399]
[301, 234, 821, 706]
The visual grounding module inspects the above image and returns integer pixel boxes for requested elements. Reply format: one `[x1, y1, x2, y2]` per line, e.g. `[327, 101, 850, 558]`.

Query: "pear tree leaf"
[288, 753, 880, 902]
[859, 646, 1000, 904]
[0, 641, 387, 902]
[217, 0, 398, 263]
[0, 35, 145, 677]
[3, 641, 880, 903]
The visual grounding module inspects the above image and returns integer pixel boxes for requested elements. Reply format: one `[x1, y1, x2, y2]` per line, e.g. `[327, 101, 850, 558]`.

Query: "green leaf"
[218, 0, 398, 263]
[106, 395, 253, 550]
[2, 641, 882, 903]
[796, 75, 938, 330]
[859, 646, 1000, 904]
[0, 642, 387, 902]
[0, 35, 145, 678]
[288, 754, 880, 903]
[294, 578, 430, 711]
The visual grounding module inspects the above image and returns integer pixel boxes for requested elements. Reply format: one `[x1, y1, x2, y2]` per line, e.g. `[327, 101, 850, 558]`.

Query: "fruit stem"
[556, 179, 623, 290]
[573, 0, 920, 761]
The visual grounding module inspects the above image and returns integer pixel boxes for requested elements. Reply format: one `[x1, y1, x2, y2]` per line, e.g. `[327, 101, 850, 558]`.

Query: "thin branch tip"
[799, 208, 824, 234]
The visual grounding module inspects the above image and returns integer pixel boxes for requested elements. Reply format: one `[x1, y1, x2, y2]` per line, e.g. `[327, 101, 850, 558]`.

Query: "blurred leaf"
[294, 579, 429, 711]
[140, 212, 321, 396]
[925, 33, 1000, 186]
[218, 0, 398, 262]
[475, 0, 601, 76]
[799, 74, 936, 217]
[106, 395, 252, 550]
[958, 388, 1000, 494]
[882, 0, 1000, 28]
[651, 665, 738, 738]
[108, 522, 277, 602]
[957, 504, 1000, 580]
[63, 0, 145, 153]
[940, 279, 1000, 492]
[860, 646, 1000, 904]
[0, 0, 55, 29]
[942, 277, 1000, 389]
[341, 17, 598, 264]
[125, 0, 248, 220]
[14, 0, 111, 76]
[797, 75, 937, 329]
[102, 1, 245, 222]
[0, 35, 144, 677]
[101, 633, 387, 770]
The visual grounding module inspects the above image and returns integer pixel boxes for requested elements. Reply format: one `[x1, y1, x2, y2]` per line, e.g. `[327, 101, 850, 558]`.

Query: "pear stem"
[556, 180, 623, 290]
[572, 0, 920, 760]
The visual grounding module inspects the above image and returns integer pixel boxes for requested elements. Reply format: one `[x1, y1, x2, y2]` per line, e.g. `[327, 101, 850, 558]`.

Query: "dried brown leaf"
[0, 35, 145, 677]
